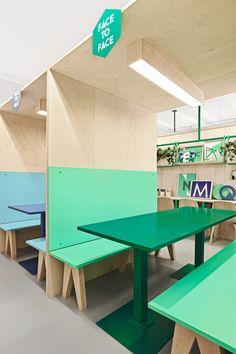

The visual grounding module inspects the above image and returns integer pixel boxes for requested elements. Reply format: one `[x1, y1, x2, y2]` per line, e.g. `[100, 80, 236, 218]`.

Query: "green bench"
[26, 237, 46, 281]
[149, 241, 236, 354]
[50, 238, 130, 311]
[1, 219, 40, 259]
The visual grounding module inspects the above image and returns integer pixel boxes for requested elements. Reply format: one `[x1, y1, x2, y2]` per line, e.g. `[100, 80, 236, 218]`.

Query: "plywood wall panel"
[0, 111, 46, 172]
[48, 71, 156, 172]
[47, 71, 95, 168]
[94, 89, 156, 171]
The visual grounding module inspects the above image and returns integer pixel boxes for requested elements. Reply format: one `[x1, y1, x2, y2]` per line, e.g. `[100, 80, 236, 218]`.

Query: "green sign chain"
[93, 9, 122, 58]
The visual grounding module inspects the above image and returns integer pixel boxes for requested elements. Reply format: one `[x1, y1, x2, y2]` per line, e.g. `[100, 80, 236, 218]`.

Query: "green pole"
[198, 106, 201, 141]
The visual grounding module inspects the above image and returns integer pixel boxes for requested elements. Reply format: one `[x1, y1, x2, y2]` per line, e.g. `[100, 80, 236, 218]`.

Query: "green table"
[149, 241, 236, 354]
[78, 207, 236, 354]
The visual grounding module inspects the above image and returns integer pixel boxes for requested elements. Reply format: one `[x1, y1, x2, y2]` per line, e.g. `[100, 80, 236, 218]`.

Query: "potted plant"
[221, 140, 236, 163]
[156, 146, 177, 166]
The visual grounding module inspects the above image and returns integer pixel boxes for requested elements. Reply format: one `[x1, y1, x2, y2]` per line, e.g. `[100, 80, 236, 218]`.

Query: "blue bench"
[0, 171, 45, 258]
[50, 239, 130, 311]
[26, 238, 46, 281]
[1, 219, 41, 259]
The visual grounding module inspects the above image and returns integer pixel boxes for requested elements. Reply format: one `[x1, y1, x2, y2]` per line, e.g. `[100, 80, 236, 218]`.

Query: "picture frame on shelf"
[204, 140, 224, 162]
[190, 180, 213, 199]
[178, 145, 203, 164]
[178, 173, 197, 197]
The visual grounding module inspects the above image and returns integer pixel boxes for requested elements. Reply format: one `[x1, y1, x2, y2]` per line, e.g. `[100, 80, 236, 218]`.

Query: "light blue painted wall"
[0, 172, 46, 224]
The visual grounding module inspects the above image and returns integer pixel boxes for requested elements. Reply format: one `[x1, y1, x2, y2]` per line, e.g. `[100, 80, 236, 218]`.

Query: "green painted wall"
[48, 167, 157, 251]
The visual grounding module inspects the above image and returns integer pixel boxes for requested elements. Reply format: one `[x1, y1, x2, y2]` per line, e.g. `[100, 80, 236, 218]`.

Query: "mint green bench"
[1, 219, 40, 259]
[149, 241, 236, 354]
[26, 238, 46, 281]
[50, 238, 130, 311]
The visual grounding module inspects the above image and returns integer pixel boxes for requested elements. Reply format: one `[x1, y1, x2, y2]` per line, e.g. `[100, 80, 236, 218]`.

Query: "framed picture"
[178, 145, 203, 163]
[178, 173, 197, 197]
[190, 180, 213, 199]
[204, 140, 224, 162]
[212, 184, 236, 200]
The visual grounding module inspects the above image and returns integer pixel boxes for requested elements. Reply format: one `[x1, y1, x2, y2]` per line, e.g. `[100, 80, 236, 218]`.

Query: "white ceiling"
[157, 92, 236, 135]
[0, 0, 132, 105]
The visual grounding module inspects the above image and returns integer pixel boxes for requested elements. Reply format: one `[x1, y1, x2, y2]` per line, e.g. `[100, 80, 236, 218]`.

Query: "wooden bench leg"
[0, 230, 5, 253]
[197, 335, 225, 354]
[154, 249, 160, 257]
[118, 251, 129, 272]
[168, 245, 176, 261]
[210, 226, 215, 244]
[72, 267, 87, 311]
[62, 264, 73, 298]
[9, 231, 17, 259]
[155, 245, 176, 261]
[171, 324, 225, 354]
[5, 231, 10, 255]
[37, 251, 46, 281]
[46, 255, 64, 298]
[171, 324, 196, 354]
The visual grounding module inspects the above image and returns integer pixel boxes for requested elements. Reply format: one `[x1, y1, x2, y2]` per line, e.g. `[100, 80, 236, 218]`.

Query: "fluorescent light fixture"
[36, 99, 47, 117]
[129, 59, 202, 107]
[128, 40, 204, 108]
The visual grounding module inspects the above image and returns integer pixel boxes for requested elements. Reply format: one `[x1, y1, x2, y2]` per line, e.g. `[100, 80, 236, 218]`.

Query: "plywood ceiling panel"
[52, 0, 236, 112]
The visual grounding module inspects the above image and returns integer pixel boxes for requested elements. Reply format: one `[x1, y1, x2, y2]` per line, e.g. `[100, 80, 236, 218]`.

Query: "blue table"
[9, 204, 46, 237]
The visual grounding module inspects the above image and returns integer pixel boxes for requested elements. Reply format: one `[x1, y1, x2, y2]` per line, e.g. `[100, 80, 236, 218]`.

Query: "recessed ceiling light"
[36, 99, 47, 117]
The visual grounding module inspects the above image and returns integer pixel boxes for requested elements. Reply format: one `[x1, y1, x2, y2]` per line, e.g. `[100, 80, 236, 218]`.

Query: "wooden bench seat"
[50, 238, 130, 311]
[148, 241, 236, 354]
[1, 219, 40, 259]
[26, 237, 46, 281]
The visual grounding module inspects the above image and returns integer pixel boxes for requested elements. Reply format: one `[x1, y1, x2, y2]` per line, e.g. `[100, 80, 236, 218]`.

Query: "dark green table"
[78, 207, 236, 354]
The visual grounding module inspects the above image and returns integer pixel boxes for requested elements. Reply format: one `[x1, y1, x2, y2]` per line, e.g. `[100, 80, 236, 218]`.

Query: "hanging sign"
[12, 88, 21, 112]
[92, 9, 122, 58]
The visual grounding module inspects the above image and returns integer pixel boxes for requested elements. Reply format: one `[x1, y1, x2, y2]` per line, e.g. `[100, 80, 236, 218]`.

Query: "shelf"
[175, 161, 225, 166]
[157, 161, 225, 168]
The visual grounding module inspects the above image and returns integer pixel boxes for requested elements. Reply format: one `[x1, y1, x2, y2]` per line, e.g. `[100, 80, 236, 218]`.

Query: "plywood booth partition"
[46, 70, 157, 296]
[0, 109, 46, 252]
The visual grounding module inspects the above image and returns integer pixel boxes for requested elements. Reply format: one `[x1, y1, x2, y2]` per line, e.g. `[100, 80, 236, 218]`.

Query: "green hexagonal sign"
[93, 9, 122, 58]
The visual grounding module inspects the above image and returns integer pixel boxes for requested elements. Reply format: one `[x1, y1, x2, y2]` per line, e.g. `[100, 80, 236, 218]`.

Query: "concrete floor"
[0, 238, 228, 354]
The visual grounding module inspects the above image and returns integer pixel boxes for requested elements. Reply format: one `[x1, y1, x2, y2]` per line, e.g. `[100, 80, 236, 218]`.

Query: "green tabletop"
[78, 207, 236, 252]
[77, 207, 236, 354]
[149, 241, 236, 353]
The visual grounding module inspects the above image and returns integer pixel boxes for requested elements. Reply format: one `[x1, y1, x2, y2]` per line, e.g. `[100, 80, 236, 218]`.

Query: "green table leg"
[194, 231, 205, 268]
[171, 230, 205, 280]
[131, 248, 150, 328]
[174, 199, 179, 208]
[97, 247, 175, 354]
